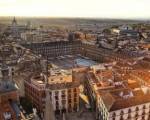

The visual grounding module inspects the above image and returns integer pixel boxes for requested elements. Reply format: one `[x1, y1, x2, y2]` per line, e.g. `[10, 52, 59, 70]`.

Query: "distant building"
[11, 17, 19, 38]
[119, 25, 133, 30]
[22, 41, 82, 58]
[119, 30, 139, 38]
[6, 17, 30, 39]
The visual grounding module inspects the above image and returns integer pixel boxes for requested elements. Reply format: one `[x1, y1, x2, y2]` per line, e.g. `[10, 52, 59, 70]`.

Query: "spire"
[11, 17, 19, 38]
[12, 17, 17, 25]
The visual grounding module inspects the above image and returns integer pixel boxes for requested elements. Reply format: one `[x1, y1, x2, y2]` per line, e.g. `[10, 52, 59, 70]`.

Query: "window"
[62, 100, 66, 105]
[55, 96, 59, 100]
[135, 112, 138, 117]
[120, 116, 123, 120]
[136, 107, 139, 111]
[73, 88, 77, 92]
[74, 93, 77, 97]
[61, 90, 65, 95]
[55, 91, 59, 95]
[62, 94, 66, 98]
[112, 112, 116, 119]
[142, 110, 145, 115]
[56, 101, 59, 105]
[142, 116, 145, 120]
[68, 104, 72, 108]
[128, 114, 131, 119]
[128, 109, 131, 113]
[120, 111, 124, 115]
[56, 105, 59, 110]
[143, 105, 146, 109]
[68, 94, 71, 98]
[68, 89, 71, 93]
[74, 98, 77, 102]
[68, 99, 71, 103]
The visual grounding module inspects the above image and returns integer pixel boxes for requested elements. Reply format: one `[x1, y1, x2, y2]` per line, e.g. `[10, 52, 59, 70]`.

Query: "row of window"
[112, 113, 150, 120]
[112, 105, 150, 117]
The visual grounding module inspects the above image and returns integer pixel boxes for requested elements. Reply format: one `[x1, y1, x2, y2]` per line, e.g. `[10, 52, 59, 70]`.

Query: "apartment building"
[22, 40, 82, 58]
[25, 68, 80, 115]
[85, 64, 150, 120]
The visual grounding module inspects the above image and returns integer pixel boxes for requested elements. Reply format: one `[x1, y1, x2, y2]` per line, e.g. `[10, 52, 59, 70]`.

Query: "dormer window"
[136, 107, 139, 111]
[143, 105, 146, 109]
[128, 114, 131, 119]
[112, 112, 116, 117]
[120, 110, 124, 115]
[128, 108, 131, 113]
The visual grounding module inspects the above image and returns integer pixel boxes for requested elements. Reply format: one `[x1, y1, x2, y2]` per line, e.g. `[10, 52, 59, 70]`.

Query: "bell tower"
[12, 17, 17, 26]
[11, 17, 19, 38]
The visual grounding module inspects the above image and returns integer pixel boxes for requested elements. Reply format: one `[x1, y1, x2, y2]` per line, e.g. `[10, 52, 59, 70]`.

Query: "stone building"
[22, 40, 82, 58]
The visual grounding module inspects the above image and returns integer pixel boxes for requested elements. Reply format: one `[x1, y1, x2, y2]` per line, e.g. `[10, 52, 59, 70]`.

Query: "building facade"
[85, 65, 150, 120]
[24, 68, 80, 115]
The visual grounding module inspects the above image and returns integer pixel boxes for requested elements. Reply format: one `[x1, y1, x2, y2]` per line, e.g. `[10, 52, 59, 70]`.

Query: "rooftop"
[30, 67, 79, 90]
[87, 64, 150, 112]
[99, 88, 150, 112]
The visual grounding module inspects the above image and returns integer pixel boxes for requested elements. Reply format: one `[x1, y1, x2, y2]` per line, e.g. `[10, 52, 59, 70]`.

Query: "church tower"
[11, 17, 19, 38]
[12, 17, 17, 26]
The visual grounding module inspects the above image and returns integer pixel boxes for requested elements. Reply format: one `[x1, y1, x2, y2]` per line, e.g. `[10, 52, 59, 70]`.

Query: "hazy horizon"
[0, 0, 150, 19]
[0, 16, 149, 21]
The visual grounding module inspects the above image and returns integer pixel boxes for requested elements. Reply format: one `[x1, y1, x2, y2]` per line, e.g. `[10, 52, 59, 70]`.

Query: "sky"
[0, 0, 149, 19]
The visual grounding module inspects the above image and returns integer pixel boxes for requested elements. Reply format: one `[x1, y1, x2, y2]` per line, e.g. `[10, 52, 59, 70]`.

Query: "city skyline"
[0, 0, 149, 19]
[1, 5, 150, 120]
